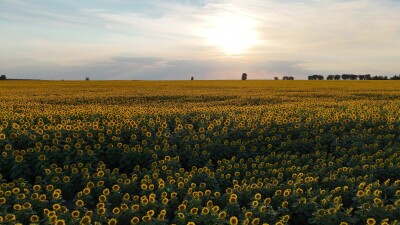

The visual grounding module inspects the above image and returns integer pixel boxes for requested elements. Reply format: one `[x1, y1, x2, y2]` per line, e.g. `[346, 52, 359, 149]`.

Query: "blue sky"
[1, 0, 400, 80]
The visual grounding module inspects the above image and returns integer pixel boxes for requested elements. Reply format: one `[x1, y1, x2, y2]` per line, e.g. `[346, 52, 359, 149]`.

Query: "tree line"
[308, 74, 400, 80]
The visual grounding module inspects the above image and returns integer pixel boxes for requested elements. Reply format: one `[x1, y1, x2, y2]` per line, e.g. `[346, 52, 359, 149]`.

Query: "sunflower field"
[0, 80, 399, 225]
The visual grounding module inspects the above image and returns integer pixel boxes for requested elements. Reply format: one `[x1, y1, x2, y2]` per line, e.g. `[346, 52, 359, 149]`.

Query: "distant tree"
[191, 76, 194, 80]
[327, 75, 334, 80]
[274, 77, 279, 80]
[334, 75, 341, 80]
[288, 76, 294, 80]
[371, 75, 385, 80]
[308, 75, 323, 80]
[390, 75, 400, 80]
[283, 76, 288, 80]
[0, 75, 6, 80]
[365, 74, 371, 80]
[241, 73, 247, 80]
[85, 77, 90, 81]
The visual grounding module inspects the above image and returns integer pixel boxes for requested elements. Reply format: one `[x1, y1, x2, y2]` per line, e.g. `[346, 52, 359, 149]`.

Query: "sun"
[201, 13, 260, 55]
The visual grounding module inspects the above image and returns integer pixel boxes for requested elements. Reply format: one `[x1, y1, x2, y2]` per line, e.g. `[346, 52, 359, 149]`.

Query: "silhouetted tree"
[191, 76, 194, 80]
[0, 75, 6, 80]
[327, 75, 333, 80]
[370, 75, 392, 80]
[85, 77, 90, 81]
[274, 77, 279, 80]
[308, 75, 324, 80]
[390, 75, 400, 80]
[241, 73, 247, 80]
[282, 76, 294, 80]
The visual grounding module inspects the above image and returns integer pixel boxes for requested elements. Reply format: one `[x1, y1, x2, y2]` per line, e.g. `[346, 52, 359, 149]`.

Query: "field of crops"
[0, 80, 399, 225]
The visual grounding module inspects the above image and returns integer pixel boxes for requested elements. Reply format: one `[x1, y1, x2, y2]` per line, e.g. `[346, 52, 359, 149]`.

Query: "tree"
[274, 77, 279, 80]
[191, 76, 194, 80]
[0, 75, 6, 80]
[85, 77, 90, 81]
[241, 73, 247, 80]
[390, 75, 400, 80]
[327, 75, 334, 80]
[308, 75, 323, 80]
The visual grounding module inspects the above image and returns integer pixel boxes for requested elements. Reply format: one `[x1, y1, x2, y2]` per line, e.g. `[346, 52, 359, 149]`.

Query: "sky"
[1, 0, 400, 80]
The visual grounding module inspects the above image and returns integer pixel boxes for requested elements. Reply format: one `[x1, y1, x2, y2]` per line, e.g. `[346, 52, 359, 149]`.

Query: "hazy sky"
[1, 0, 400, 80]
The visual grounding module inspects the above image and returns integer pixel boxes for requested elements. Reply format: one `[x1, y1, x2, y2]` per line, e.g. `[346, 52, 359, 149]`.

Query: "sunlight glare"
[202, 13, 260, 55]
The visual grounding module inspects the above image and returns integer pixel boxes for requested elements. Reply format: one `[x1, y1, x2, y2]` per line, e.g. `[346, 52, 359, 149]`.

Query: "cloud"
[1, 0, 400, 79]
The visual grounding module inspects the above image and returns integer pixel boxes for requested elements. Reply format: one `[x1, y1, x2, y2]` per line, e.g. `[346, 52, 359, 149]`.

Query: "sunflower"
[254, 193, 262, 200]
[80, 216, 91, 225]
[112, 207, 120, 215]
[190, 208, 198, 214]
[99, 195, 107, 203]
[201, 207, 210, 215]
[55, 220, 66, 225]
[29, 193, 39, 200]
[366, 218, 376, 225]
[108, 218, 117, 225]
[245, 212, 253, 219]
[13, 204, 22, 211]
[0, 197, 7, 205]
[30, 215, 39, 223]
[356, 190, 365, 197]
[131, 217, 140, 224]
[76, 200, 84, 207]
[225, 195, 236, 204]
[251, 218, 260, 225]
[147, 210, 155, 217]
[282, 215, 290, 222]
[52, 204, 61, 211]
[71, 210, 80, 219]
[230, 216, 239, 225]
[23, 202, 31, 209]
[177, 213, 185, 219]
[97, 207, 106, 215]
[178, 204, 186, 211]
[15, 155, 23, 163]
[218, 211, 227, 219]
